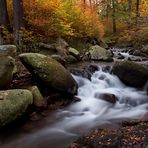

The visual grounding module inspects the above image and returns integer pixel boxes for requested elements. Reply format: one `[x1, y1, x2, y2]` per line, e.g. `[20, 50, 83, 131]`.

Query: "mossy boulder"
[141, 45, 148, 55]
[28, 86, 46, 108]
[112, 60, 148, 87]
[64, 55, 78, 64]
[0, 56, 15, 90]
[0, 89, 33, 127]
[0, 45, 16, 58]
[19, 53, 78, 94]
[89, 45, 113, 62]
[68, 47, 80, 59]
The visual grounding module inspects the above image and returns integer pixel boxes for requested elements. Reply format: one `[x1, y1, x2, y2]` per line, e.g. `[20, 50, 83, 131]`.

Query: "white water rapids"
[2, 67, 148, 148]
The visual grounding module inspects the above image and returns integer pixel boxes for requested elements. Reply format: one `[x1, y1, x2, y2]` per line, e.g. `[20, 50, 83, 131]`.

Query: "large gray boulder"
[112, 60, 148, 87]
[0, 56, 15, 90]
[19, 53, 78, 94]
[0, 45, 16, 57]
[0, 89, 33, 127]
[89, 45, 113, 62]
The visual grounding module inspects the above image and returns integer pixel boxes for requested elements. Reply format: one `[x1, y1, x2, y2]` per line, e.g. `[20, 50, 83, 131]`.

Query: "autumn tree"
[23, 0, 103, 40]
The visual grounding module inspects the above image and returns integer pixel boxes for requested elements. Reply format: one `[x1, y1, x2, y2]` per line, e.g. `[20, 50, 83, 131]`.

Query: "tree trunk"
[13, 0, 24, 45]
[112, 0, 116, 34]
[0, 0, 10, 44]
[0, 0, 10, 26]
[83, 0, 86, 8]
[128, 0, 132, 16]
[0, 27, 3, 45]
[136, 0, 140, 24]
[106, 0, 110, 20]
[89, 0, 92, 7]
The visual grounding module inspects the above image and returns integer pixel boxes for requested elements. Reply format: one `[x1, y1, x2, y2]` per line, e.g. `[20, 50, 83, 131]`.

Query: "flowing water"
[112, 48, 143, 61]
[1, 67, 148, 148]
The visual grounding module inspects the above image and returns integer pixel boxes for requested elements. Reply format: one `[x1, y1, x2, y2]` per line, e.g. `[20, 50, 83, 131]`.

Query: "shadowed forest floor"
[71, 120, 148, 148]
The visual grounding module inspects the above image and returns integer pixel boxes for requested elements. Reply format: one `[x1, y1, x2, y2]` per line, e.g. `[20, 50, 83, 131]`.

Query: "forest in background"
[0, 0, 148, 50]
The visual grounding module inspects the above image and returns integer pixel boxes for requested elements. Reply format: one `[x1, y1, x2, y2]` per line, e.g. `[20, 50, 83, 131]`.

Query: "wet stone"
[95, 93, 118, 104]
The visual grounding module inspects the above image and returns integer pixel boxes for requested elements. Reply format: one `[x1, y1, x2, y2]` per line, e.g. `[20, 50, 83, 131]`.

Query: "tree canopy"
[0, 0, 147, 45]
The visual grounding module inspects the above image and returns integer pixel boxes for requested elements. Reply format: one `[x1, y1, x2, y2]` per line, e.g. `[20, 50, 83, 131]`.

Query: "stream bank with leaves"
[0, 40, 148, 148]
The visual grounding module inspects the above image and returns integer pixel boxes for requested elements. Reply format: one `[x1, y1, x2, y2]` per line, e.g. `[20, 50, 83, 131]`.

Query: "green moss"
[89, 45, 113, 61]
[68, 47, 80, 56]
[0, 57, 15, 89]
[0, 89, 33, 127]
[28, 86, 45, 107]
[19, 53, 77, 94]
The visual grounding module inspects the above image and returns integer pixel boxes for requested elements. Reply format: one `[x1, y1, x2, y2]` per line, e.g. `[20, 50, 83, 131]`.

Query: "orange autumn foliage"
[21, 0, 104, 39]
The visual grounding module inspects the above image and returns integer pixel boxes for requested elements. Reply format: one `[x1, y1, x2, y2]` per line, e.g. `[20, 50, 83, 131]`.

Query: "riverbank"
[0, 43, 148, 148]
[0, 59, 148, 148]
[71, 120, 148, 148]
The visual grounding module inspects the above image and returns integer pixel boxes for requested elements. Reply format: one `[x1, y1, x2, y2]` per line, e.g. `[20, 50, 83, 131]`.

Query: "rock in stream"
[19, 53, 78, 95]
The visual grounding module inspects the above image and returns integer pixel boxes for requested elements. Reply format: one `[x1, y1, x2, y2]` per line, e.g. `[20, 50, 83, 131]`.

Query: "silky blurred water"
[2, 67, 148, 148]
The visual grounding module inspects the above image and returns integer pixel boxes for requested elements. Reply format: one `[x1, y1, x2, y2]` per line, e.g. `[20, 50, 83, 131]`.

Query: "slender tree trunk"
[13, 0, 24, 45]
[89, 0, 92, 7]
[83, 0, 86, 8]
[127, 0, 132, 27]
[0, 27, 3, 45]
[0, 0, 10, 44]
[128, 0, 132, 16]
[0, 0, 10, 26]
[112, 0, 116, 34]
[136, 0, 140, 24]
[106, 0, 110, 20]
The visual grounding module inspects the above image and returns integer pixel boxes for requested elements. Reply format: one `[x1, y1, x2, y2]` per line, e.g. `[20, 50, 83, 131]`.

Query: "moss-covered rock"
[112, 60, 148, 87]
[141, 45, 148, 55]
[19, 53, 78, 94]
[64, 55, 78, 64]
[28, 86, 46, 108]
[0, 56, 15, 90]
[0, 89, 33, 127]
[0, 45, 16, 58]
[89, 45, 113, 62]
[68, 47, 80, 59]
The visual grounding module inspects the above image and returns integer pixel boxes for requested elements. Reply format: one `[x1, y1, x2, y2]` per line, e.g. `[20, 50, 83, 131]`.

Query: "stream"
[0, 47, 148, 148]
[1, 65, 148, 148]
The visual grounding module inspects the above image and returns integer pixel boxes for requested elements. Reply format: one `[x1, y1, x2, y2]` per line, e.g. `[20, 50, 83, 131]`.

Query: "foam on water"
[120, 52, 132, 58]
[59, 68, 148, 132]
[111, 47, 133, 59]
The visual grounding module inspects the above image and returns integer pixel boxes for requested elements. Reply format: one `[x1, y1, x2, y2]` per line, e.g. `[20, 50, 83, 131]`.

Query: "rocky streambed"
[0, 44, 148, 148]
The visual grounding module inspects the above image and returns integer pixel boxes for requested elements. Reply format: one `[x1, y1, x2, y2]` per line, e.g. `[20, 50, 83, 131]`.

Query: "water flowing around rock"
[1, 67, 148, 148]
